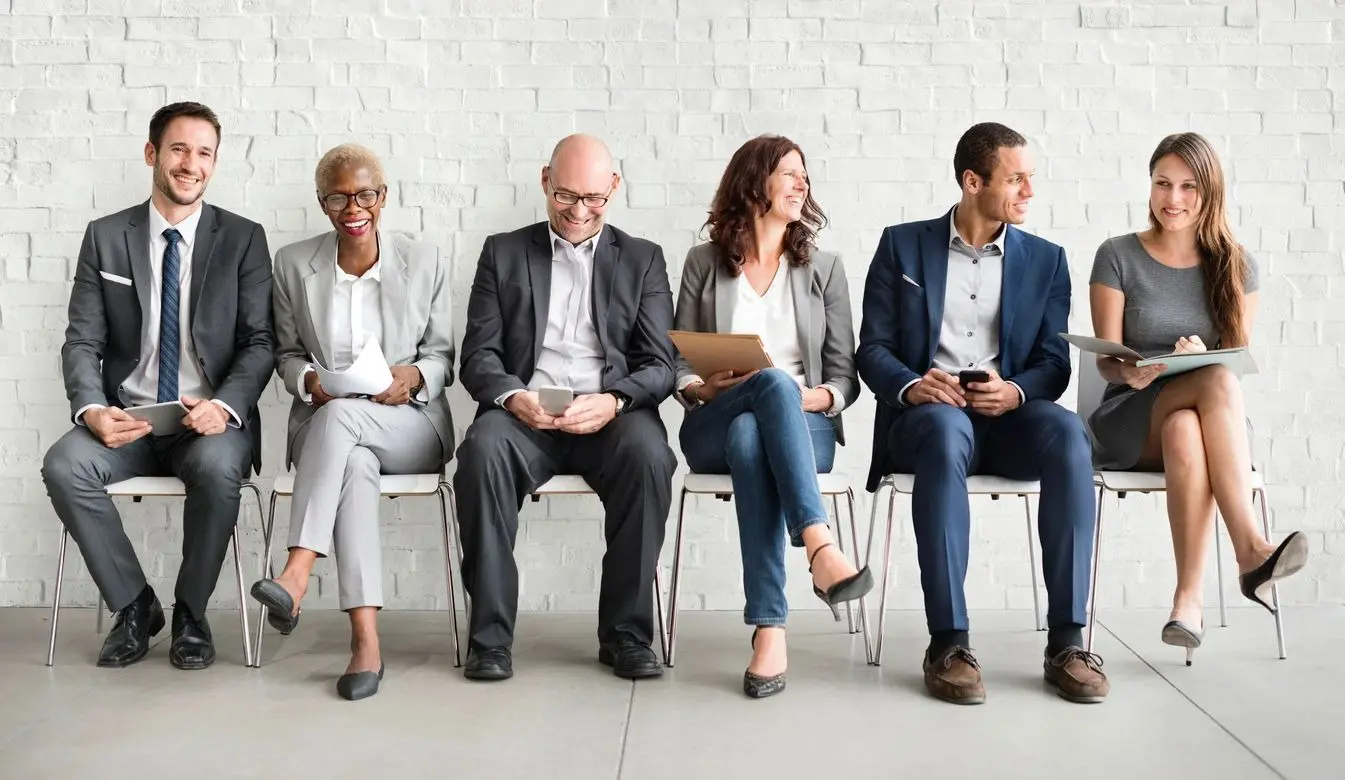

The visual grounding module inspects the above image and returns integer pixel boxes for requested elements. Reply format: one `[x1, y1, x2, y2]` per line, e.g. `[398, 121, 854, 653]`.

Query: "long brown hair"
[704, 135, 826, 276]
[1147, 133, 1248, 346]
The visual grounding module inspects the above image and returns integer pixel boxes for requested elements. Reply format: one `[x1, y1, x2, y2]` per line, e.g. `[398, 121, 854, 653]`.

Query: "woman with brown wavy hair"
[1088, 132, 1307, 664]
[673, 135, 872, 698]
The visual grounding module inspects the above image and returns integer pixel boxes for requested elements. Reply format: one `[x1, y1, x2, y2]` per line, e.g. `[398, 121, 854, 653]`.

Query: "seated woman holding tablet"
[672, 135, 871, 698]
[1088, 132, 1307, 663]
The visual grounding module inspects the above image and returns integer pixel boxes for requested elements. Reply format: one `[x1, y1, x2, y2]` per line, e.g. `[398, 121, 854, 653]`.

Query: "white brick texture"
[0, 1, 1341, 616]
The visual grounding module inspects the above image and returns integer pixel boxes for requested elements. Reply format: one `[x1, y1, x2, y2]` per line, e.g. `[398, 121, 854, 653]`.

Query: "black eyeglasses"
[319, 187, 384, 212]
[549, 181, 614, 209]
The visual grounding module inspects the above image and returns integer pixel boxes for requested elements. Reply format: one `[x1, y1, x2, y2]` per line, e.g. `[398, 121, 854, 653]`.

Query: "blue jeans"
[679, 369, 837, 626]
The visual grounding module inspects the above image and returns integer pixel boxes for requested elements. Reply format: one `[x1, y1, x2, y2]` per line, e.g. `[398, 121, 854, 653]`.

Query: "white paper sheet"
[315, 340, 394, 397]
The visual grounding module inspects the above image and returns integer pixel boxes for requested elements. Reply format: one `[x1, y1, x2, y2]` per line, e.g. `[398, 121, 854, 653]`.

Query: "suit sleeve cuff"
[496, 388, 525, 408]
[819, 383, 846, 417]
[897, 378, 921, 408]
[299, 366, 315, 404]
[210, 399, 243, 428]
[74, 404, 106, 427]
[1007, 381, 1026, 406]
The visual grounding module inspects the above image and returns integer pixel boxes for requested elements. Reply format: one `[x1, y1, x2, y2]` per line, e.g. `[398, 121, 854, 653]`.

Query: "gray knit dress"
[1087, 233, 1259, 470]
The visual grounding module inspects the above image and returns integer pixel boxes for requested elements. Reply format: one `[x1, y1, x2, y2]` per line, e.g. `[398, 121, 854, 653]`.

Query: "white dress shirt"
[497, 227, 607, 406]
[77, 202, 240, 426]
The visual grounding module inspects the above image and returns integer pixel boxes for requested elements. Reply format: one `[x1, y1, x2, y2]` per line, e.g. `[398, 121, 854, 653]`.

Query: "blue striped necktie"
[157, 228, 182, 403]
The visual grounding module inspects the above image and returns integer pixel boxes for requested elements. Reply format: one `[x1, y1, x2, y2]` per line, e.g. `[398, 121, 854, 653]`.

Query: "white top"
[731, 258, 807, 385]
[77, 202, 239, 426]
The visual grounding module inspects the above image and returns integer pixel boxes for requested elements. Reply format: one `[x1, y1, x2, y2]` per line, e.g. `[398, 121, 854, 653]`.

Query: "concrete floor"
[1, 606, 1340, 779]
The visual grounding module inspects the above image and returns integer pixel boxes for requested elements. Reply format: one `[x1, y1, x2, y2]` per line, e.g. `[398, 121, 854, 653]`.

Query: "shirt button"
[970, 294, 977, 300]
[972, 259, 979, 264]
[967, 331, 973, 337]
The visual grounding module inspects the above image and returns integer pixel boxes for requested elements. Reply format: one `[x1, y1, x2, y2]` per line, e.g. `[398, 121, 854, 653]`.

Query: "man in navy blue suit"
[857, 123, 1107, 706]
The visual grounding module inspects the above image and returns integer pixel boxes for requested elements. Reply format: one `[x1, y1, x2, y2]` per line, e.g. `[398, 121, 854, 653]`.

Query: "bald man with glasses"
[454, 134, 676, 682]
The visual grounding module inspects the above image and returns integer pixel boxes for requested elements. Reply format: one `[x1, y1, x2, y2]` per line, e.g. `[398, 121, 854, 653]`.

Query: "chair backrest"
[1075, 355, 1108, 435]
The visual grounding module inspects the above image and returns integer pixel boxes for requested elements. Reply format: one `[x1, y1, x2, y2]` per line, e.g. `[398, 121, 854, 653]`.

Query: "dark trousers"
[885, 400, 1095, 635]
[41, 425, 251, 618]
[453, 408, 676, 651]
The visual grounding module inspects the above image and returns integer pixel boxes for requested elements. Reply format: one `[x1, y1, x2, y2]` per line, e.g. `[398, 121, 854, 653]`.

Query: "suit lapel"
[788, 260, 813, 377]
[713, 255, 734, 331]
[920, 216, 951, 365]
[527, 224, 552, 361]
[376, 231, 406, 357]
[188, 205, 218, 329]
[302, 233, 338, 368]
[999, 226, 1024, 374]
[590, 227, 617, 352]
[124, 201, 152, 318]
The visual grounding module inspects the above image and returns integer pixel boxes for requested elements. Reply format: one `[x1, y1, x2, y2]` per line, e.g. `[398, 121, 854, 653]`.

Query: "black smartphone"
[958, 369, 991, 388]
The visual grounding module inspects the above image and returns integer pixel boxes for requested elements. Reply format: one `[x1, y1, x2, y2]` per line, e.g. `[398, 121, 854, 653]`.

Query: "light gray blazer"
[673, 242, 859, 444]
[273, 230, 455, 467]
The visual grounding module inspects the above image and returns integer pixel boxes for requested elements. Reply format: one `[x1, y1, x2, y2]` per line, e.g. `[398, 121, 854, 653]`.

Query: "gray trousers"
[289, 399, 443, 611]
[41, 424, 252, 617]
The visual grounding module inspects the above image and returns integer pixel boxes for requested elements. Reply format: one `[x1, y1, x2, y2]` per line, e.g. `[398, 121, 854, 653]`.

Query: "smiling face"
[319, 163, 386, 244]
[1149, 153, 1203, 233]
[541, 135, 619, 245]
[144, 117, 217, 208]
[762, 149, 809, 225]
[965, 145, 1035, 225]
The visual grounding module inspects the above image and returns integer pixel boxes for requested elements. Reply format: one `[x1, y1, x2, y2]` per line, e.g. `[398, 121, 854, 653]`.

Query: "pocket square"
[901, 273, 921, 288]
[99, 270, 132, 286]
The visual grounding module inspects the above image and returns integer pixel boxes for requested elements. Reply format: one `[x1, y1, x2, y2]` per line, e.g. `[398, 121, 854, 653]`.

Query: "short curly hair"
[314, 143, 385, 193]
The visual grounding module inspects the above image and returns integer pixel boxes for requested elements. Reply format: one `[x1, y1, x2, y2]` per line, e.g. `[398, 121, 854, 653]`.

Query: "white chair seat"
[681, 472, 853, 495]
[1096, 470, 1264, 493]
[271, 473, 442, 497]
[531, 475, 594, 494]
[105, 477, 188, 496]
[883, 474, 1041, 495]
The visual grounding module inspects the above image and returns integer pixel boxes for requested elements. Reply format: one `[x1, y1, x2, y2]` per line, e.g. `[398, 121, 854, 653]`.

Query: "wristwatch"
[606, 391, 630, 415]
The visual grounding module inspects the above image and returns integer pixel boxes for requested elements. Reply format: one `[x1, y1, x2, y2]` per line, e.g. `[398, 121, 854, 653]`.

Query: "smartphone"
[537, 385, 574, 416]
[958, 369, 991, 389]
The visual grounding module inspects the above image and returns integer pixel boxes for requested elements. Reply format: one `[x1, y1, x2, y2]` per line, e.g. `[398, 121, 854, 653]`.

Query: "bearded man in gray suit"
[41, 102, 275, 671]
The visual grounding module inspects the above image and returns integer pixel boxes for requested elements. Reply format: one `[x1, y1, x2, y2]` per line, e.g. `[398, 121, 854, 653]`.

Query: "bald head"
[542, 134, 620, 244]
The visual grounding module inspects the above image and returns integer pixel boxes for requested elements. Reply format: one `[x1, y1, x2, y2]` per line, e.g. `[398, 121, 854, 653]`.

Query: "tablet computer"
[124, 401, 189, 436]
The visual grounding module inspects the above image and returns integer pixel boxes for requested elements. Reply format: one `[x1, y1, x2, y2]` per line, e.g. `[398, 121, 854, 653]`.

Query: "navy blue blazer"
[855, 208, 1073, 491]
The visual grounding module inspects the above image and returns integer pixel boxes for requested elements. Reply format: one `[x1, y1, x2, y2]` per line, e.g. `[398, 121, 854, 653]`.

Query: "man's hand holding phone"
[904, 368, 966, 407]
[505, 391, 558, 430]
[962, 369, 1021, 417]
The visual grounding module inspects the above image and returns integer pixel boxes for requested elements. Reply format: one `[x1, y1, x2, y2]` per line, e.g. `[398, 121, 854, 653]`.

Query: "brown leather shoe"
[922, 645, 986, 705]
[1044, 647, 1109, 704]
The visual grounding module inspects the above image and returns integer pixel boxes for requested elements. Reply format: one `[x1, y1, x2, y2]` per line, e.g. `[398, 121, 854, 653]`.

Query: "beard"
[155, 165, 206, 207]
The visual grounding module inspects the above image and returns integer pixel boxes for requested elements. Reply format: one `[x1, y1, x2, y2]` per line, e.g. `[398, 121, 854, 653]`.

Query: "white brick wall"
[1, 1, 1341, 616]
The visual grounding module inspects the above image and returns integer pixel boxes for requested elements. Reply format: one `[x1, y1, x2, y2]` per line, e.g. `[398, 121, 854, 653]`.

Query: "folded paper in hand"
[1059, 333, 1257, 378]
[315, 340, 394, 397]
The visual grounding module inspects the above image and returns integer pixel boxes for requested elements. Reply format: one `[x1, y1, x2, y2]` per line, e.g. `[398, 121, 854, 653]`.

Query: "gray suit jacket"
[60, 201, 275, 472]
[673, 242, 859, 444]
[272, 231, 455, 467]
[459, 221, 675, 416]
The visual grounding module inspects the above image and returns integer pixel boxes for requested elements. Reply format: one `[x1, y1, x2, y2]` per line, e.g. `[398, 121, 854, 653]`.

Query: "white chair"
[252, 472, 460, 668]
[46, 477, 265, 667]
[1077, 357, 1287, 658]
[663, 473, 867, 668]
[864, 473, 1045, 665]
[445, 474, 669, 666]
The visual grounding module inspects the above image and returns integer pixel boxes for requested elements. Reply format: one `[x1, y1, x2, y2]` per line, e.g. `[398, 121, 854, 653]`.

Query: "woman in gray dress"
[1088, 133, 1307, 664]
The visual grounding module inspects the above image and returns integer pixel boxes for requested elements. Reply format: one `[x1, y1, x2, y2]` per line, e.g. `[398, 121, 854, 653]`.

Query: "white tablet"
[124, 401, 189, 436]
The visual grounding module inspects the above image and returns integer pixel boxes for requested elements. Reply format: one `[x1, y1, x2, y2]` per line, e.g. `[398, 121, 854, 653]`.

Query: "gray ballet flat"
[336, 663, 385, 701]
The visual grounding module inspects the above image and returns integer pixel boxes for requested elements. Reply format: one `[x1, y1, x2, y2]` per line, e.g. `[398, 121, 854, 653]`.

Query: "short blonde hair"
[314, 143, 385, 193]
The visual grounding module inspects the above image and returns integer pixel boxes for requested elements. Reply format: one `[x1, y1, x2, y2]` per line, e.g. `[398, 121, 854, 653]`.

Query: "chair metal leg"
[831, 493, 856, 634]
[1256, 488, 1287, 659]
[1213, 514, 1228, 628]
[231, 524, 253, 668]
[437, 484, 462, 668]
[252, 490, 280, 668]
[46, 529, 70, 667]
[1086, 485, 1105, 653]
[654, 566, 668, 665]
[664, 488, 690, 667]
[869, 479, 898, 666]
[1023, 494, 1045, 631]
[846, 489, 872, 655]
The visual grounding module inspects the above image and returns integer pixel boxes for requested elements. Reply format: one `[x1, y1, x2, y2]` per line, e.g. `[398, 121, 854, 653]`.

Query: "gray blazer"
[61, 201, 275, 472]
[273, 231, 455, 467]
[673, 242, 859, 444]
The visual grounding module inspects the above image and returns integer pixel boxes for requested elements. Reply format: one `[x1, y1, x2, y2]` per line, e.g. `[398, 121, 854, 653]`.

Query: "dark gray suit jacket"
[459, 222, 675, 416]
[673, 242, 859, 444]
[60, 200, 275, 471]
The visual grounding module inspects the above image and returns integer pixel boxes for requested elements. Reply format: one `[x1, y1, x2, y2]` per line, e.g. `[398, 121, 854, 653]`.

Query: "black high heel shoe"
[1239, 531, 1309, 614]
[808, 542, 875, 621]
[743, 627, 786, 699]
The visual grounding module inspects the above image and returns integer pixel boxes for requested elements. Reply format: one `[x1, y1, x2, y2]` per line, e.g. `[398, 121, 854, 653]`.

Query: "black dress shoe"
[96, 587, 165, 668]
[599, 637, 663, 679]
[464, 647, 513, 681]
[169, 607, 215, 671]
[337, 663, 385, 701]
